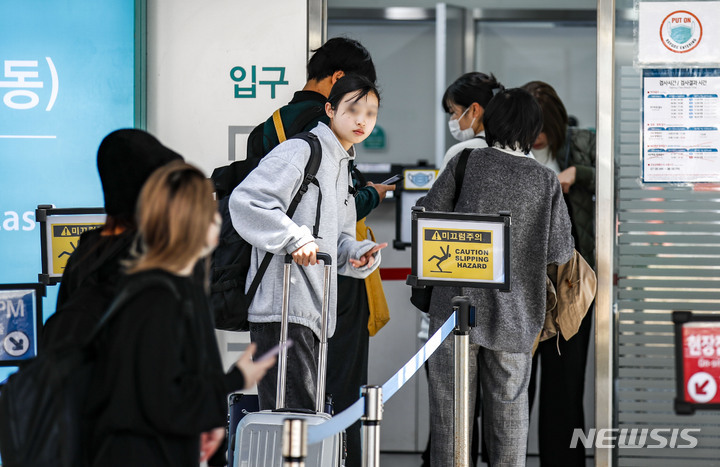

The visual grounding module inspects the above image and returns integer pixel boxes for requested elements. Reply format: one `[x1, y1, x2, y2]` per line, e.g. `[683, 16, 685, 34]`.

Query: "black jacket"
[89, 269, 245, 466]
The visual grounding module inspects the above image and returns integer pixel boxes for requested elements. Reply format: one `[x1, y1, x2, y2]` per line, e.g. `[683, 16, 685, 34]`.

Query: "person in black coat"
[89, 162, 275, 466]
[42, 129, 183, 350]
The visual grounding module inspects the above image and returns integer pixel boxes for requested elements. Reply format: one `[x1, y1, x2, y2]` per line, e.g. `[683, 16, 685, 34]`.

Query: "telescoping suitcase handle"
[277, 253, 333, 413]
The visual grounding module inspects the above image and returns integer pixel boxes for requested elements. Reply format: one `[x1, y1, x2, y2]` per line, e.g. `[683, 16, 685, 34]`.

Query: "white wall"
[146, 0, 307, 176]
[476, 23, 597, 130]
[328, 22, 438, 167]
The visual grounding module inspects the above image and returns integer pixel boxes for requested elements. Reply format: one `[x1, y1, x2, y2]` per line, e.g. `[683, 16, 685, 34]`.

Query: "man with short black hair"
[247, 37, 377, 161]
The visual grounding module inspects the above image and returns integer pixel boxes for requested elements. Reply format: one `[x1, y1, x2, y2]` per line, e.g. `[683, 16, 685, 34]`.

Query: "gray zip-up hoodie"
[229, 122, 381, 338]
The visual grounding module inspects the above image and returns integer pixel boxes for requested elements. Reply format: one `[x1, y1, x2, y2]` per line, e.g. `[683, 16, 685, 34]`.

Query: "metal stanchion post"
[453, 296, 472, 467]
[361, 385, 383, 467]
[282, 418, 307, 467]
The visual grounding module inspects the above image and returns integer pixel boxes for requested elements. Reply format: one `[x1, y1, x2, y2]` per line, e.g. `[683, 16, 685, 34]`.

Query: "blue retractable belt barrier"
[307, 311, 457, 445]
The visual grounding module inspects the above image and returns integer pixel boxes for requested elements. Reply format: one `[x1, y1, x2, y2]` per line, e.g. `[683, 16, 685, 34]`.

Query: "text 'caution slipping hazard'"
[422, 228, 493, 280]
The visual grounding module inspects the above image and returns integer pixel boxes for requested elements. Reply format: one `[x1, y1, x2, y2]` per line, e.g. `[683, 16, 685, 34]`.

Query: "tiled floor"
[378, 453, 544, 466]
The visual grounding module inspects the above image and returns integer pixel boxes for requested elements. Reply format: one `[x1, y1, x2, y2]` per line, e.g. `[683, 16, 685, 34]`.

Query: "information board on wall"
[642, 69, 720, 183]
[674, 311, 720, 414]
[0, 284, 44, 365]
[408, 210, 511, 291]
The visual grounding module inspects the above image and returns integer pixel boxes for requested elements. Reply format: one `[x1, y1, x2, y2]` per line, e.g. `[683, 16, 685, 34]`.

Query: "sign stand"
[407, 206, 511, 465]
[36, 205, 106, 285]
[673, 311, 720, 414]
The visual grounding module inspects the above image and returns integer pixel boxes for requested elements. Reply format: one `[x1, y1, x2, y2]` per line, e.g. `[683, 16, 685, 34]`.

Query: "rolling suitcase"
[233, 253, 345, 467]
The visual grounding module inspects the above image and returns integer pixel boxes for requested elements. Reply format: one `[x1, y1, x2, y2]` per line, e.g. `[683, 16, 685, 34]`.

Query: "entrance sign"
[642, 68, 720, 183]
[36, 205, 105, 285]
[0, 284, 44, 365]
[673, 311, 720, 414]
[407, 209, 511, 291]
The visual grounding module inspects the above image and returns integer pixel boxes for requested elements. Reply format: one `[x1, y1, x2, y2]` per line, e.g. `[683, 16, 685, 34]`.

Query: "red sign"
[682, 323, 720, 403]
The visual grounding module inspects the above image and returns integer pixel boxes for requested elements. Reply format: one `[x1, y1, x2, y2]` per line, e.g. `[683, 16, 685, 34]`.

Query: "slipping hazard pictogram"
[50, 223, 104, 274]
[428, 245, 451, 273]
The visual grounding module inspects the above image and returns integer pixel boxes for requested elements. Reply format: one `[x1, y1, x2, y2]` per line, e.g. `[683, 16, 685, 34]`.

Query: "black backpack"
[410, 147, 472, 312]
[209, 131, 322, 331]
[0, 274, 179, 467]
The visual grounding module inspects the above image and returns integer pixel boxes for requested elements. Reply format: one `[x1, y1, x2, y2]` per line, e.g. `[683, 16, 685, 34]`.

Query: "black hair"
[521, 81, 568, 157]
[307, 37, 377, 84]
[483, 88, 543, 155]
[442, 72, 504, 114]
[327, 74, 381, 110]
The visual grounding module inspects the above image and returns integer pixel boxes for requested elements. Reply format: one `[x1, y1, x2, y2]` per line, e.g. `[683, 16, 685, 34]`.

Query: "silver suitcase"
[233, 253, 345, 467]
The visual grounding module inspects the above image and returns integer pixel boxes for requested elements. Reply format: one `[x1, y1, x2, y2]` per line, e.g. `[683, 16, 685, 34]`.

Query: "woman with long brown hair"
[90, 162, 274, 466]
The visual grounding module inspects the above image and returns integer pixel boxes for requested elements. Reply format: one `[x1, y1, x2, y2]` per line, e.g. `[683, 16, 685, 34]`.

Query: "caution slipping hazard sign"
[50, 223, 104, 274]
[422, 228, 494, 281]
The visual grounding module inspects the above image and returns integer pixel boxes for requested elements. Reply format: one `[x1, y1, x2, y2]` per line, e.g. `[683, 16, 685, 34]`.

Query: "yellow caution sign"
[422, 228, 494, 281]
[50, 223, 104, 274]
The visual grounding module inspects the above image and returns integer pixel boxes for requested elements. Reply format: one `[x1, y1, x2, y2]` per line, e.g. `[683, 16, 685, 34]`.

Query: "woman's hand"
[558, 166, 577, 194]
[199, 427, 225, 463]
[349, 243, 388, 268]
[235, 343, 275, 389]
[292, 241, 319, 266]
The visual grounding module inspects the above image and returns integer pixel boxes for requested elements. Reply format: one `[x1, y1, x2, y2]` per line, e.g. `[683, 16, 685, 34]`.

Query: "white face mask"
[447, 107, 476, 142]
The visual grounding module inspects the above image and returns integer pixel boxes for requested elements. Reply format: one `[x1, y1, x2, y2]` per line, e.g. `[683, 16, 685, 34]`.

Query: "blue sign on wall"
[0, 285, 43, 365]
[0, 1, 136, 382]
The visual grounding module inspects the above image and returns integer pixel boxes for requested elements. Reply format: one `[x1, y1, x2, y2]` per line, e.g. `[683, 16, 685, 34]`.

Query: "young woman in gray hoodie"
[229, 74, 386, 411]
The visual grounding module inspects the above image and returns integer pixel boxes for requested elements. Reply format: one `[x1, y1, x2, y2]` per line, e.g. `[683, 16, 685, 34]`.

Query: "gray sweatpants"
[427, 316, 532, 466]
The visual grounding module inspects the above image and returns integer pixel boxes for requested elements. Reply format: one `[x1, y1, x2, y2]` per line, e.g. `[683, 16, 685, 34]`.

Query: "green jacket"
[557, 128, 596, 268]
[253, 90, 379, 219]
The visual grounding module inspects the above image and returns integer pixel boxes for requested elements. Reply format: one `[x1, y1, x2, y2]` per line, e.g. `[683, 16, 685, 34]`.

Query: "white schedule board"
[643, 69, 720, 183]
[408, 210, 511, 291]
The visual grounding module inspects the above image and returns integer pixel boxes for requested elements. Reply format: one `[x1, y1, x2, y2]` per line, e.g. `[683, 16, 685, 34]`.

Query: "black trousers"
[326, 276, 369, 467]
[250, 322, 319, 411]
[528, 307, 593, 467]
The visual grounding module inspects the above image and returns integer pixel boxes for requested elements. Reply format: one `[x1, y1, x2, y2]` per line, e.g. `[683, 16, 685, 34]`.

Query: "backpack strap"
[245, 132, 323, 302]
[272, 109, 288, 143]
[273, 105, 325, 145]
[453, 148, 472, 208]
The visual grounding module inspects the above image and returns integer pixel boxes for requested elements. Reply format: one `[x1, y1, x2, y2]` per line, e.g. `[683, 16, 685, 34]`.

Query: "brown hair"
[521, 81, 568, 158]
[128, 161, 216, 274]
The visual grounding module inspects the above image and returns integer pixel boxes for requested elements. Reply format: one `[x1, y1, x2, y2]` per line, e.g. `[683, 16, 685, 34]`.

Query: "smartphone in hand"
[380, 173, 403, 185]
[256, 339, 294, 362]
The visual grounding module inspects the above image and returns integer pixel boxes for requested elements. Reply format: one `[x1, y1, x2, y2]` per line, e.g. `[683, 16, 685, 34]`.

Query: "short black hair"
[483, 88, 543, 155]
[327, 74, 381, 110]
[442, 72, 503, 113]
[307, 37, 377, 84]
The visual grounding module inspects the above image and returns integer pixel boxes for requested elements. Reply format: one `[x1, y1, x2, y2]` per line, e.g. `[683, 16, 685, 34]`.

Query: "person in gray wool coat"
[420, 88, 574, 466]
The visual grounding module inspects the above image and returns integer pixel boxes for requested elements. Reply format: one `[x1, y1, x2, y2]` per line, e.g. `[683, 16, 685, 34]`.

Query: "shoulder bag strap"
[453, 148, 472, 208]
[86, 274, 180, 345]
